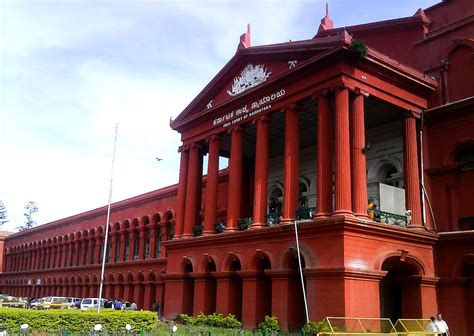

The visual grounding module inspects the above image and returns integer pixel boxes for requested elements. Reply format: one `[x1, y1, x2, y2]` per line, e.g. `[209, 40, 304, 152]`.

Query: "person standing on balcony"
[435, 313, 450, 336]
[368, 198, 376, 219]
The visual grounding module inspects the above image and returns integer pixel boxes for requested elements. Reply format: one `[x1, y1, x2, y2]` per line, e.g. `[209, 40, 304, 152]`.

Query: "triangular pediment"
[171, 37, 346, 130]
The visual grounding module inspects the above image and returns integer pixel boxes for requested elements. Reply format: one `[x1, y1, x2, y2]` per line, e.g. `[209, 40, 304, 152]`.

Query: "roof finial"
[237, 23, 251, 51]
[317, 2, 334, 34]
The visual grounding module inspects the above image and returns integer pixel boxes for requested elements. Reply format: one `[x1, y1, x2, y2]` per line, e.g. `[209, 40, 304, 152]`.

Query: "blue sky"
[0, 0, 439, 231]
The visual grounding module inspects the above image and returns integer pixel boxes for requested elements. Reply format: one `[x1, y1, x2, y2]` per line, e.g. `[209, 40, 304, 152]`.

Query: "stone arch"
[140, 215, 150, 227]
[164, 210, 174, 221]
[222, 252, 243, 272]
[120, 220, 130, 231]
[153, 212, 163, 224]
[282, 247, 308, 270]
[249, 249, 274, 271]
[112, 221, 121, 233]
[181, 257, 195, 274]
[199, 254, 219, 273]
[446, 139, 474, 166]
[375, 251, 427, 276]
[130, 218, 139, 229]
[452, 254, 474, 278]
[268, 182, 284, 213]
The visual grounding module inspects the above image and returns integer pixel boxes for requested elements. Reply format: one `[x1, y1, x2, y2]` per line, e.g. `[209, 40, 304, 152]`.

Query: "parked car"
[67, 297, 82, 309]
[29, 297, 40, 309]
[80, 298, 106, 310]
[0, 296, 27, 308]
[37, 296, 73, 310]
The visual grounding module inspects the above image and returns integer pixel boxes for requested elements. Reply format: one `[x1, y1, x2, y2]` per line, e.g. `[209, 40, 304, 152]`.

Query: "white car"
[80, 298, 106, 310]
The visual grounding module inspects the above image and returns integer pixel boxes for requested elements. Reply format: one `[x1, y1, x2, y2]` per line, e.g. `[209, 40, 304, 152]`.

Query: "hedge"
[0, 308, 156, 333]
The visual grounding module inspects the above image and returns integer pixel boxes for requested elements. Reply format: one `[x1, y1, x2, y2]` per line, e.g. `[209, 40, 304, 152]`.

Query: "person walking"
[427, 316, 439, 335]
[151, 300, 160, 319]
[435, 313, 450, 336]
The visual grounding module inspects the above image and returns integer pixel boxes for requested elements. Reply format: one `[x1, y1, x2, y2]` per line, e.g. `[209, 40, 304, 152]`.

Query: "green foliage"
[177, 312, 241, 329]
[0, 200, 8, 226]
[258, 315, 280, 334]
[349, 39, 368, 59]
[303, 320, 332, 335]
[0, 308, 156, 333]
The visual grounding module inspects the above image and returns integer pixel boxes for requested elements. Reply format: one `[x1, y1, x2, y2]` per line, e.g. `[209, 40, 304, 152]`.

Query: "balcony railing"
[373, 209, 407, 227]
[190, 208, 408, 236]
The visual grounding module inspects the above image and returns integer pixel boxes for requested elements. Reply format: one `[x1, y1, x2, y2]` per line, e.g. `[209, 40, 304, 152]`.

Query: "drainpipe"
[294, 220, 309, 324]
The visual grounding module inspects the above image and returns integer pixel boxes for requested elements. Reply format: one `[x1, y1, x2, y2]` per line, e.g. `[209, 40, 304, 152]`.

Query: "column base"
[201, 231, 213, 236]
[354, 212, 370, 220]
[250, 222, 265, 229]
[407, 224, 425, 230]
[315, 212, 331, 218]
[332, 210, 354, 217]
[280, 218, 295, 224]
[180, 234, 193, 239]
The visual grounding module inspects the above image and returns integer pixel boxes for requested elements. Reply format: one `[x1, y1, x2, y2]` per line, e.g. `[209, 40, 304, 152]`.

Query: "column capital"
[403, 110, 420, 119]
[281, 102, 301, 113]
[206, 134, 221, 142]
[178, 145, 189, 153]
[227, 125, 244, 134]
[311, 88, 329, 100]
[352, 87, 370, 97]
[252, 114, 271, 125]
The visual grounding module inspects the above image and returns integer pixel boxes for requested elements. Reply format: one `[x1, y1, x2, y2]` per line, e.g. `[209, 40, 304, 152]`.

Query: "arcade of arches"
[1, 1, 474, 334]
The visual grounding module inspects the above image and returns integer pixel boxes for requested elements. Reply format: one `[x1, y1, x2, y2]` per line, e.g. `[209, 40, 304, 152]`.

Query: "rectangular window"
[115, 241, 120, 262]
[134, 237, 139, 260]
[91, 246, 95, 264]
[125, 240, 130, 261]
[145, 233, 150, 259]
[155, 231, 162, 259]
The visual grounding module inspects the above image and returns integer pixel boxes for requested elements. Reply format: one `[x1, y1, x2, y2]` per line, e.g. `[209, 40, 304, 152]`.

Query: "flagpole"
[98, 124, 118, 314]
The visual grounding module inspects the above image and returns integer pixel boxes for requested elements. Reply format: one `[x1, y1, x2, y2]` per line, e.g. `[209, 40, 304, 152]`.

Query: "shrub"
[349, 39, 368, 58]
[0, 308, 156, 333]
[258, 315, 280, 334]
[303, 320, 332, 335]
[176, 312, 241, 329]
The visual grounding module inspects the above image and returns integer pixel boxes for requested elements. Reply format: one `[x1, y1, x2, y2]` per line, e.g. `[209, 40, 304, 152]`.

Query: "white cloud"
[0, 0, 440, 232]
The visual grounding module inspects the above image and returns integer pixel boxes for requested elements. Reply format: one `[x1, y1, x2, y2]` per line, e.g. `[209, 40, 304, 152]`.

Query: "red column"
[60, 243, 68, 268]
[50, 245, 57, 268]
[203, 135, 220, 235]
[149, 224, 157, 259]
[138, 227, 146, 260]
[404, 112, 423, 227]
[227, 126, 244, 231]
[253, 116, 270, 228]
[119, 231, 126, 262]
[333, 87, 352, 216]
[110, 234, 118, 263]
[282, 106, 299, 222]
[174, 146, 189, 239]
[88, 239, 95, 264]
[129, 230, 136, 261]
[316, 93, 333, 217]
[95, 237, 103, 264]
[350, 91, 369, 218]
[81, 240, 88, 265]
[55, 245, 62, 268]
[74, 241, 81, 266]
[183, 143, 203, 237]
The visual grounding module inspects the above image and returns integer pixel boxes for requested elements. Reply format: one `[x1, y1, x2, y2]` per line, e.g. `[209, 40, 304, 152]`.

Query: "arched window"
[269, 186, 283, 214]
[298, 181, 309, 208]
[379, 163, 400, 187]
[455, 147, 474, 171]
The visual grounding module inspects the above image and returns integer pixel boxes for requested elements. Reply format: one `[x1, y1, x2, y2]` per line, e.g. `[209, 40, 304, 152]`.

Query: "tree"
[0, 200, 8, 227]
[17, 201, 39, 231]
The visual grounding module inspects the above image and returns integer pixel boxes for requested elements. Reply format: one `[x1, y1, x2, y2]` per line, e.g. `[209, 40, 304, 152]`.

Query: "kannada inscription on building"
[212, 88, 286, 128]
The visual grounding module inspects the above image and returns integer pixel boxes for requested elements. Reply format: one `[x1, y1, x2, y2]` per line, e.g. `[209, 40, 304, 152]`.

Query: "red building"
[1, 0, 473, 334]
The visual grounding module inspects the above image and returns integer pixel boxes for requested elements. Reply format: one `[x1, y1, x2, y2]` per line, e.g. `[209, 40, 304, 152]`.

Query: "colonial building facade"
[1, 0, 473, 334]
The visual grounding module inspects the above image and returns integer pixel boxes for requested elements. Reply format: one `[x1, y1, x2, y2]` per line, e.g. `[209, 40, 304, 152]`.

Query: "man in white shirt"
[427, 316, 439, 335]
[435, 313, 450, 336]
